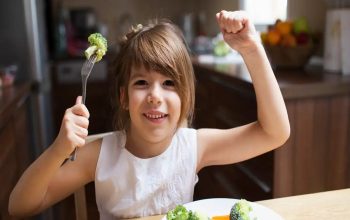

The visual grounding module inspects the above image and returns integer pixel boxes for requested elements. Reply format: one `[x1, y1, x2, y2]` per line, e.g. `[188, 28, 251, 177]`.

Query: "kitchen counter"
[192, 58, 350, 99]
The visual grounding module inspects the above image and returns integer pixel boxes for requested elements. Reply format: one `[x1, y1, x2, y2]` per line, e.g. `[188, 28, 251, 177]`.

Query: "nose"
[147, 84, 162, 105]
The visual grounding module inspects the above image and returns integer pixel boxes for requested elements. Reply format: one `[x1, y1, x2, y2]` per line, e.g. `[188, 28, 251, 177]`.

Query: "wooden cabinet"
[274, 95, 350, 197]
[193, 62, 350, 201]
[0, 83, 31, 219]
[193, 65, 273, 201]
[51, 59, 114, 135]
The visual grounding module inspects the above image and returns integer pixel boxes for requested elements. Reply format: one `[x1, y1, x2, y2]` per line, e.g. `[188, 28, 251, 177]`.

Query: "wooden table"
[257, 188, 350, 219]
[133, 188, 350, 220]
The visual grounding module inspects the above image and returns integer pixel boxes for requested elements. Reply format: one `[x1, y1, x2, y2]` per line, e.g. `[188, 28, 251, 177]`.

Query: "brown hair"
[111, 20, 196, 131]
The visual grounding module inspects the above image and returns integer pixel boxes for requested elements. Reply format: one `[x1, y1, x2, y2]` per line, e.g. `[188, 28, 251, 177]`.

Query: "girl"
[9, 10, 290, 219]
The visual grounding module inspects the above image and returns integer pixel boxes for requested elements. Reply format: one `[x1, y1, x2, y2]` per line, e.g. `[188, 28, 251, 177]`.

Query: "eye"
[163, 80, 175, 87]
[134, 80, 148, 86]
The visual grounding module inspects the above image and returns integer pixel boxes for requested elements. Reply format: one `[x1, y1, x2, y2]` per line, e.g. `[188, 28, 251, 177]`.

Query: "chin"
[146, 127, 176, 141]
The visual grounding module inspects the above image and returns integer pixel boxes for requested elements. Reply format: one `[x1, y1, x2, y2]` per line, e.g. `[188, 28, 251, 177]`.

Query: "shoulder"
[174, 128, 198, 159]
[76, 138, 102, 180]
[177, 127, 197, 136]
[176, 127, 197, 144]
[77, 131, 117, 180]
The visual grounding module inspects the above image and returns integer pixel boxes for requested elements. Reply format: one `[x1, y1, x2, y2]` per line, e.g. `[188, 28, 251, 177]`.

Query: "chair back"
[74, 132, 114, 220]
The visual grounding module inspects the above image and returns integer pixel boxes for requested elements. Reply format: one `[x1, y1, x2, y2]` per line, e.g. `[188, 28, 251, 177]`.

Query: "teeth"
[145, 113, 166, 119]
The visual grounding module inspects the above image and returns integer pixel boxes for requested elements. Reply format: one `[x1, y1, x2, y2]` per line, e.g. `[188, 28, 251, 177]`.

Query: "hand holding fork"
[69, 54, 97, 161]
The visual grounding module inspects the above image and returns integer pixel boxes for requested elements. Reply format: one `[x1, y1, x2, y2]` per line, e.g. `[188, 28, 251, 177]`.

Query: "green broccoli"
[229, 199, 255, 220]
[167, 205, 189, 220]
[188, 211, 211, 220]
[84, 33, 107, 62]
[167, 205, 210, 220]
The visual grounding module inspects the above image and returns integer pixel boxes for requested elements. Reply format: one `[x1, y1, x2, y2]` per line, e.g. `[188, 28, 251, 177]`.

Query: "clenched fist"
[52, 96, 90, 159]
[216, 10, 260, 56]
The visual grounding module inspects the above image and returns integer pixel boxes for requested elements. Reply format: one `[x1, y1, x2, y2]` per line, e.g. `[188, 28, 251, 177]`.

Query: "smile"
[144, 113, 168, 119]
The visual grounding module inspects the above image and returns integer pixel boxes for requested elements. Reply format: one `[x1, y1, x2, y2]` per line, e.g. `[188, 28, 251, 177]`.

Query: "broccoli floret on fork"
[84, 33, 107, 62]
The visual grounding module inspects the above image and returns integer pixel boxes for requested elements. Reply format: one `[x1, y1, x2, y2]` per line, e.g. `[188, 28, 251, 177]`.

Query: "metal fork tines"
[70, 54, 97, 161]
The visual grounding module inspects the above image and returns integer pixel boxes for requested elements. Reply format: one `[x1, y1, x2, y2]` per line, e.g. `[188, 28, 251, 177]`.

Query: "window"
[239, 0, 288, 31]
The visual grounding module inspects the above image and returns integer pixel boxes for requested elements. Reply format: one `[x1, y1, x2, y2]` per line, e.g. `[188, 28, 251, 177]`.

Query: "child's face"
[126, 65, 181, 141]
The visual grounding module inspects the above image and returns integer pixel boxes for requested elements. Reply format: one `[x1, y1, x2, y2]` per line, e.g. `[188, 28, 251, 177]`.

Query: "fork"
[70, 54, 97, 161]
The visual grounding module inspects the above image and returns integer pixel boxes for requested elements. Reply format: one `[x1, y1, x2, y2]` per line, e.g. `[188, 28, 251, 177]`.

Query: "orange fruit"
[276, 21, 293, 35]
[267, 30, 281, 45]
[281, 34, 297, 47]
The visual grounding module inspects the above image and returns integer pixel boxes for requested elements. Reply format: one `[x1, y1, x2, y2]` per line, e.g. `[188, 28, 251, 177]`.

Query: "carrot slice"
[211, 215, 230, 220]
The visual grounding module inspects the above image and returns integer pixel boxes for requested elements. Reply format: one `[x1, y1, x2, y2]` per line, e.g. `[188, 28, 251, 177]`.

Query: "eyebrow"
[130, 72, 146, 80]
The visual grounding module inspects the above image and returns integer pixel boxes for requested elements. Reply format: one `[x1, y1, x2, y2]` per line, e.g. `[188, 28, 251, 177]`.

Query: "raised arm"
[8, 96, 99, 217]
[197, 10, 290, 171]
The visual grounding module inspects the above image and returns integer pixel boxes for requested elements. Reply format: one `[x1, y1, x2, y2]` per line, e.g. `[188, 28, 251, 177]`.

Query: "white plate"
[164, 198, 283, 220]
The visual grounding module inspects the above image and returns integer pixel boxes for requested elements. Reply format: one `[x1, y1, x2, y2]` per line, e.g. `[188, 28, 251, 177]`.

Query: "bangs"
[127, 26, 183, 83]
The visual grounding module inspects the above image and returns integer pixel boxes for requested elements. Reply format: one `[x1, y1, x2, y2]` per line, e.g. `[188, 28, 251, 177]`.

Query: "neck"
[125, 127, 175, 158]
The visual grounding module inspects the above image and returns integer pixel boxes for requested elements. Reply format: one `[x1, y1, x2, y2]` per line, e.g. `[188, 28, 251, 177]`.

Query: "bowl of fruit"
[261, 17, 315, 69]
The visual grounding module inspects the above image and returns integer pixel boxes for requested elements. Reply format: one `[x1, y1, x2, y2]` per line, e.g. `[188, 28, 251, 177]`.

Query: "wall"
[287, 0, 327, 32]
[53, 0, 327, 46]
[194, 0, 238, 36]
[55, 0, 197, 46]
[53, 0, 237, 44]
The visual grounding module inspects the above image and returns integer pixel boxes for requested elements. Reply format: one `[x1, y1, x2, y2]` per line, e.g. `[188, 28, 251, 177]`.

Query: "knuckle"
[83, 128, 88, 136]
[63, 115, 70, 123]
[85, 118, 90, 127]
[67, 133, 74, 142]
[78, 139, 85, 147]
[64, 123, 70, 131]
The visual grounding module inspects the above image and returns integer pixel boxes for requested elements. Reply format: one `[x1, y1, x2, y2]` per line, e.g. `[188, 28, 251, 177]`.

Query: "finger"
[220, 10, 230, 32]
[76, 96, 82, 105]
[73, 115, 89, 129]
[72, 124, 89, 139]
[67, 126, 87, 146]
[223, 14, 234, 33]
[234, 11, 250, 32]
[216, 12, 220, 21]
[72, 103, 90, 118]
[216, 10, 226, 32]
[74, 135, 86, 148]
[224, 12, 244, 34]
[234, 13, 246, 33]
[222, 11, 238, 33]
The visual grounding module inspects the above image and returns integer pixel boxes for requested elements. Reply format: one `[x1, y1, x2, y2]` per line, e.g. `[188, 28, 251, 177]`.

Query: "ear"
[120, 87, 128, 110]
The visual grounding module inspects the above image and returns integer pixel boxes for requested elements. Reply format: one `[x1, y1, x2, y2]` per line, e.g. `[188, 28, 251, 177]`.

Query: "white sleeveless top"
[95, 128, 198, 220]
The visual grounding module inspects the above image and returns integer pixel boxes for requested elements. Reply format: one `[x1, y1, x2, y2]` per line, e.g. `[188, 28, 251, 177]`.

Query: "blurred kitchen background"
[1, 0, 350, 219]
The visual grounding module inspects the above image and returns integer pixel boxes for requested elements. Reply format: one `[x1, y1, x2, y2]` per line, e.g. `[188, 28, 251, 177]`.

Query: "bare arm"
[197, 11, 290, 171]
[8, 97, 100, 216]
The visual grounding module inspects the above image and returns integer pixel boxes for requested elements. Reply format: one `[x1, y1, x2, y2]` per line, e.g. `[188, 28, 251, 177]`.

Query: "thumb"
[75, 96, 82, 105]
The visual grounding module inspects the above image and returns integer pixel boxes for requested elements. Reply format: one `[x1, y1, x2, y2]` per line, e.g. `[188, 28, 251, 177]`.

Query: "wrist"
[50, 139, 72, 160]
[239, 41, 264, 57]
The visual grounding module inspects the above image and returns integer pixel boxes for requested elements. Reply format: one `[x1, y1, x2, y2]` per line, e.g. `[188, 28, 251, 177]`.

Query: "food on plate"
[84, 33, 108, 62]
[166, 205, 210, 220]
[229, 199, 256, 220]
[167, 199, 257, 220]
[211, 215, 230, 220]
[210, 199, 256, 220]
